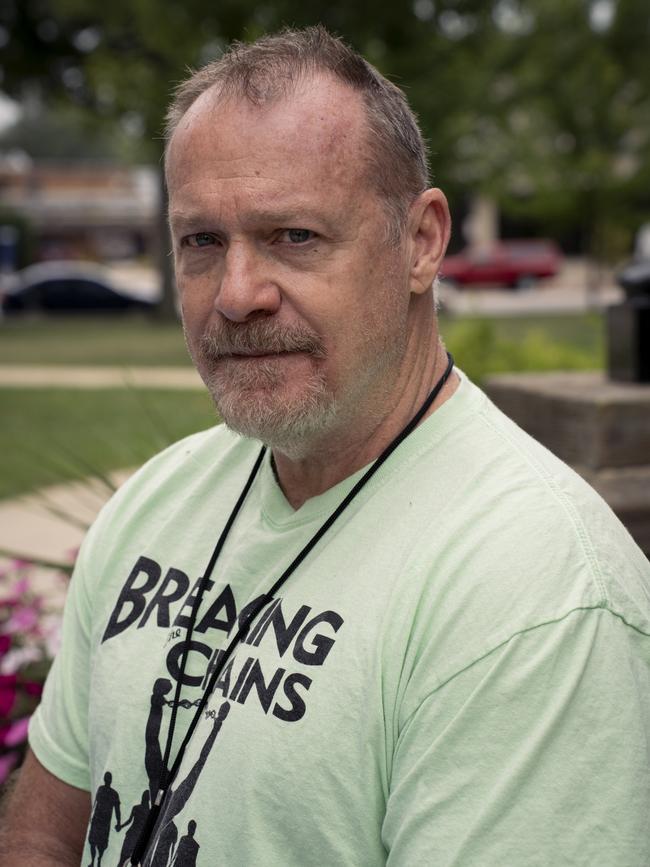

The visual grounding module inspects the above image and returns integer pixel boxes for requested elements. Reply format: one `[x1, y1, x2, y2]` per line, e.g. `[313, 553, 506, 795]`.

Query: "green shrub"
[443, 318, 603, 384]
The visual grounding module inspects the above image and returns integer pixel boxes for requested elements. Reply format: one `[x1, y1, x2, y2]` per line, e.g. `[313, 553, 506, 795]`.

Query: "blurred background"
[1, 0, 649, 781]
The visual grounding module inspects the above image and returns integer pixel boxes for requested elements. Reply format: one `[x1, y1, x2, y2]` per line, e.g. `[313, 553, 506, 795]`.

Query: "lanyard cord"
[128, 352, 454, 866]
[159, 444, 267, 779]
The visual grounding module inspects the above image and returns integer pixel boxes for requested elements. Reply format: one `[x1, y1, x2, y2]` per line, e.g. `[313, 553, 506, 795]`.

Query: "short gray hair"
[165, 25, 430, 242]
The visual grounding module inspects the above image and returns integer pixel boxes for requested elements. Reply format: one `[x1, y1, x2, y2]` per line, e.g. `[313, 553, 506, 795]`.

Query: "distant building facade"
[0, 157, 159, 263]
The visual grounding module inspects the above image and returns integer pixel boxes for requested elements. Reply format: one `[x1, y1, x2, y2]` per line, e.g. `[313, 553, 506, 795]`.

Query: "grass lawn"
[1, 387, 217, 499]
[0, 315, 193, 367]
[0, 312, 605, 372]
[1, 312, 604, 499]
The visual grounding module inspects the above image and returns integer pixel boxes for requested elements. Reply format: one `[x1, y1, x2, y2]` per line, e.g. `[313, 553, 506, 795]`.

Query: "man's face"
[167, 76, 415, 457]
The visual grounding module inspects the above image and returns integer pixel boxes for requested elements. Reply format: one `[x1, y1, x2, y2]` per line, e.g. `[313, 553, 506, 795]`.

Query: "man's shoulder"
[391, 375, 650, 655]
[415, 374, 641, 564]
[466, 380, 650, 599]
[79, 423, 260, 564]
[116, 421, 253, 495]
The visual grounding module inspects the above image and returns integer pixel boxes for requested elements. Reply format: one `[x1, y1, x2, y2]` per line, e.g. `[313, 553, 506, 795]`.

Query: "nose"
[214, 242, 281, 322]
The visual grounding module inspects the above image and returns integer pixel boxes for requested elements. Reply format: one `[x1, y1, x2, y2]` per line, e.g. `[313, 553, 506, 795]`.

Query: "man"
[87, 772, 121, 866]
[171, 820, 199, 867]
[2, 26, 649, 867]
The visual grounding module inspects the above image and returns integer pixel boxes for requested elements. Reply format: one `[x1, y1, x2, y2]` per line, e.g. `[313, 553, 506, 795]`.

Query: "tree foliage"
[1, 0, 649, 263]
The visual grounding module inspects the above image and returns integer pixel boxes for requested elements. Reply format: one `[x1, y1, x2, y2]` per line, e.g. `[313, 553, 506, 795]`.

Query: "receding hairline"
[165, 71, 392, 208]
[163, 28, 395, 143]
[166, 69, 379, 161]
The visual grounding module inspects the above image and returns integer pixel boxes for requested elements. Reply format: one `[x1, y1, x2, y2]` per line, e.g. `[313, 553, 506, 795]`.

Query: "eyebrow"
[168, 206, 337, 235]
[167, 212, 210, 232]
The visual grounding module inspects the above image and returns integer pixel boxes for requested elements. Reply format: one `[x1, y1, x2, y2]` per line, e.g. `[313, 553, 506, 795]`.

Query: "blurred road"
[439, 282, 622, 316]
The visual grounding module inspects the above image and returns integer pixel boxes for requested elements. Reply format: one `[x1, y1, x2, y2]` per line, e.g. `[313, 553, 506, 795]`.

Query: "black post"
[607, 261, 650, 383]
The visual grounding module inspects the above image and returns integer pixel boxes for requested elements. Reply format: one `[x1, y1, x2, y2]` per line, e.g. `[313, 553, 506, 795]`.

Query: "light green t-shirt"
[30, 373, 650, 866]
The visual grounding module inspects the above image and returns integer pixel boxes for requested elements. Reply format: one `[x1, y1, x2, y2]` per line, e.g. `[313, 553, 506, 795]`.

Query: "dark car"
[442, 240, 563, 289]
[1, 262, 156, 314]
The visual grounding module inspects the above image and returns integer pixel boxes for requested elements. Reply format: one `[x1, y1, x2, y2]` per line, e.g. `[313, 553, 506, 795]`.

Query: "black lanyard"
[127, 352, 454, 866]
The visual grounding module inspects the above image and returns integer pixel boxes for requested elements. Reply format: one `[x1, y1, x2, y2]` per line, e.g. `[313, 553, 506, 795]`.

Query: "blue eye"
[186, 233, 215, 247]
[286, 229, 313, 244]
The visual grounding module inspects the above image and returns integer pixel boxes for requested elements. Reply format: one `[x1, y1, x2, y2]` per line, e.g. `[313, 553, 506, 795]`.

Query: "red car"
[442, 240, 563, 289]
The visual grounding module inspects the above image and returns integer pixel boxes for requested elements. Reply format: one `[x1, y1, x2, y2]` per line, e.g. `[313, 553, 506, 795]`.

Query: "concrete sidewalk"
[0, 365, 204, 389]
[0, 471, 133, 602]
[0, 472, 131, 563]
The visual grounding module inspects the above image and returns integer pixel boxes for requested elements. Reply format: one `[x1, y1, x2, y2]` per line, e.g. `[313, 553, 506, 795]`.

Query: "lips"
[213, 349, 315, 362]
[220, 350, 310, 360]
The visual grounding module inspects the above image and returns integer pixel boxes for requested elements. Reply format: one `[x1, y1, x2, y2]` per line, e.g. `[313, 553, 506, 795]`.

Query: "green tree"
[431, 0, 650, 263]
[1, 0, 649, 301]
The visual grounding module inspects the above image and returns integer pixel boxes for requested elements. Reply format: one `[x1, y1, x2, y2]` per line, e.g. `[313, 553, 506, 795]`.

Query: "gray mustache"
[199, 321, 326, 358]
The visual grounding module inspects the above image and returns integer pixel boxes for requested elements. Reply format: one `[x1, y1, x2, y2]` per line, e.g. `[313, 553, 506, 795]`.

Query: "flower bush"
[0, 559, 69, 785]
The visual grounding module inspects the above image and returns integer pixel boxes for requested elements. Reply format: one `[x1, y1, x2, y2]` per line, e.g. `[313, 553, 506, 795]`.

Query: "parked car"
[442, 240, 563, 289]
[1, 261, 156, 314]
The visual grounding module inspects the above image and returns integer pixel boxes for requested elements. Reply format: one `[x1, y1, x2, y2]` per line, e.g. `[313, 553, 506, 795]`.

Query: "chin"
[212, 383, 341, 459]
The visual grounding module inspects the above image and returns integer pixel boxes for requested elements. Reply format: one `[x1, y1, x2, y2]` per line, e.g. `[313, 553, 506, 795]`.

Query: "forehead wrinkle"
[170, 73, 369, 176]
[170, 163, 361, 225]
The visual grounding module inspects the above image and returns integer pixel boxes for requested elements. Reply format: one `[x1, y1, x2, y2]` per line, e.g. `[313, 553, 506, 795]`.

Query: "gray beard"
[189, 319, 342, 459]
[206, 357, 342, 459]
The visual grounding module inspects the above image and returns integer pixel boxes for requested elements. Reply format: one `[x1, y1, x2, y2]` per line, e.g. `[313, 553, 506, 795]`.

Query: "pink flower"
[23, 680, 43, 698]
[0, 573, 32, 609]
[41, 616, 62, 658]
[0, 645, 42, 675]
[0, 634, 11, 656]
[4, 606, 40, 634]
[11, 576, 32, 597]
[0, 674, 17, 716]
[0, 716, 30, 747]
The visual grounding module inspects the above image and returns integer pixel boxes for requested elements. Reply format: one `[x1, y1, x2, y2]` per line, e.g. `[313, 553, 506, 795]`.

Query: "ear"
[408, 188, 451, 296]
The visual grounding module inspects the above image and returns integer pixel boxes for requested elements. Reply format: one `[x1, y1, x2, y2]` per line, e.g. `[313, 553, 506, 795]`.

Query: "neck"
[272, 332, 459, 510]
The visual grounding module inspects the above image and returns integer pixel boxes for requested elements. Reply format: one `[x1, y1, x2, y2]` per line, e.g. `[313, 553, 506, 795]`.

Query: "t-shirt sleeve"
[382, 607, 650, 866]
[28, 542, 94, 791]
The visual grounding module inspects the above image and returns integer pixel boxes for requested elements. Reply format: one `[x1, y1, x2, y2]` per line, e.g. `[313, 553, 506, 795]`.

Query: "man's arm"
[0, 748, 91, 866]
